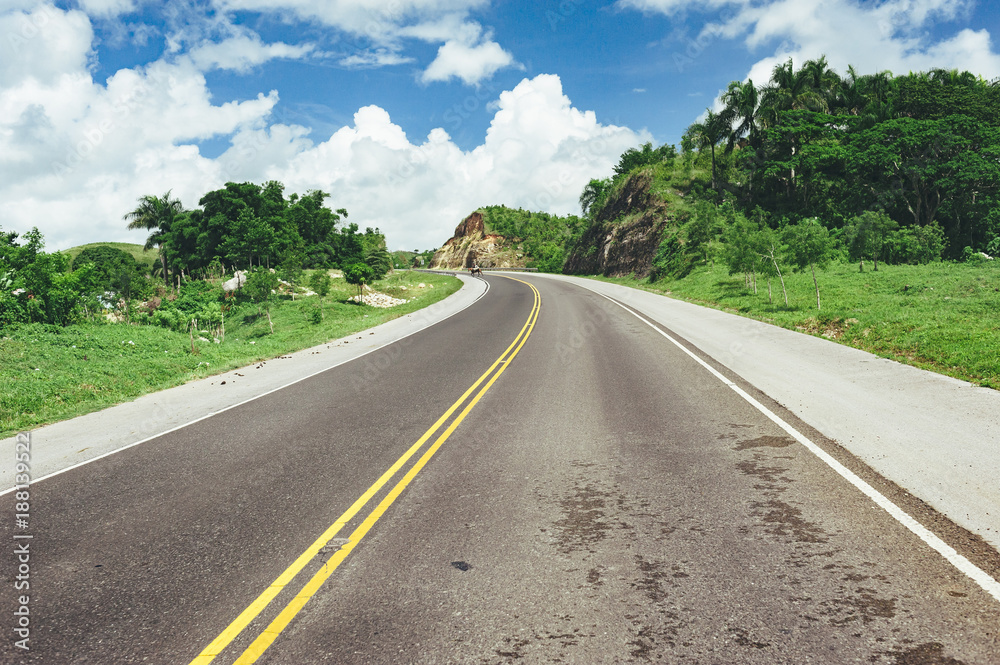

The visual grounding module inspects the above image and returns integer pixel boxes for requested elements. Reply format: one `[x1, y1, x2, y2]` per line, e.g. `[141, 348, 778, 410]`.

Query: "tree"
[123, 191, 183, 286]
[278, 249, 305, 300]
[683, 109, 729, 190]
[720, 79, 762, 150]
[244, 268, 279, 333]
[843, 211, 898, 271]
[783, 219, 836, 310]
[579, 178, 611, 217]
[846, 115, 1000, 250]
[363, 246, 392, 281]
[721, 212, 764, 293]
[613, 142, 676, 177]
[73, 246, 145, 293]
[308, 271, 332, 320]
[343, 262, 374, 301]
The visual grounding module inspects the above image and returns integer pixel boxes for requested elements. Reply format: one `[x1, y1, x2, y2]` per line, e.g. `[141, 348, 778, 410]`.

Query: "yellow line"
[231, 280, 539, 664]
[189, 277, 540, 665]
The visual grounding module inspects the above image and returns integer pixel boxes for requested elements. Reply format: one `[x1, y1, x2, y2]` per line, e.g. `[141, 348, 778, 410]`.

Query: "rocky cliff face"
[563, 172, 668, 278]
[430, 212, 525, 270]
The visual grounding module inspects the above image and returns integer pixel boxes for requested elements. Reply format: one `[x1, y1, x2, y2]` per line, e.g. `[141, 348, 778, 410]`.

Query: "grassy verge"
[586, 260, 1000, 389]
[0, 271, 460, 437]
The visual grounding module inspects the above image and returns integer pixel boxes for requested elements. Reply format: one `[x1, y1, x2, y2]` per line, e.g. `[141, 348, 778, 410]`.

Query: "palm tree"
[684, 109, 729, 190]
[124, 191, 183, 286]
[720, 79, 762, 151]
[759, 57, 833, 125]
[799, 56, 841, 110]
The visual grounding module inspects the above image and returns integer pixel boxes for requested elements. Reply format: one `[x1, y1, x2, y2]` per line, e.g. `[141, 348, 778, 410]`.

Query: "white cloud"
[213, 0, 514, 85]
[1, 29, 643, 254]
[618, 0, 747, 14]
[187, 33, 315, 72]
[0, 5, 291, 250]
[213, 0, 491, 38]
[76, 0, 137, 17]
[267, 74, 646, 250]
[623, 0, 1000, 82]
[421, 34, 517, 85]
[339, 48, 414, 68]
[0, 5, 93, 87]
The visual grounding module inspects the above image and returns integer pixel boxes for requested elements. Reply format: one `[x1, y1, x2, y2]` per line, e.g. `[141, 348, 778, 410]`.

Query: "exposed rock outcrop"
[563, 172, 669, 278]
[430, 212, 525, 270]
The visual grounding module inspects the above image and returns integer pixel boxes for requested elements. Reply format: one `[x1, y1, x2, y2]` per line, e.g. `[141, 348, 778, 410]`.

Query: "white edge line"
[0, 276, 489, 497]
[594, 290, 1000, 604]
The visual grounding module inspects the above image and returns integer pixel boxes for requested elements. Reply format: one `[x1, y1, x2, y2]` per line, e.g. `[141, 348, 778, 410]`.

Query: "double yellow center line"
[190, 276, 540, 665]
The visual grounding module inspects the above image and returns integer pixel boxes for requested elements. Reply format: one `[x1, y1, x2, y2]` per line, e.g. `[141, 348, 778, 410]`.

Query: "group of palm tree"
[683, 56, 989, 190]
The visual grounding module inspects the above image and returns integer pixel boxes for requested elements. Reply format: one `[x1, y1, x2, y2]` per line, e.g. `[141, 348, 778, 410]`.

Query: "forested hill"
[563, 59, 1000, 282]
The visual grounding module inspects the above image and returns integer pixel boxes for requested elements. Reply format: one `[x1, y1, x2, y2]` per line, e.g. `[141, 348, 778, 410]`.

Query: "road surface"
[2, 274, 998, 664]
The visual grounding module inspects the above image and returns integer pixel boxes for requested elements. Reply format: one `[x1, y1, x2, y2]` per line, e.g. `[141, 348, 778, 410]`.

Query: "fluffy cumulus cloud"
[264, 74, 644, 250]
[0, 4, 291, 249]
[0, 3, 640, 253]
[621, 0, 1000, 81]
[421, 31, 517, 85]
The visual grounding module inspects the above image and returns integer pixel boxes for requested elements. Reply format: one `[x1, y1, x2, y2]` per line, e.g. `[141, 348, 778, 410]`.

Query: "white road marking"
[597, 291, 1000, 604]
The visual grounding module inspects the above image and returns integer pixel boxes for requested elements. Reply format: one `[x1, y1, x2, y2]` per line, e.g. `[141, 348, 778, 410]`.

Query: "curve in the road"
[192, 276, 539, 665]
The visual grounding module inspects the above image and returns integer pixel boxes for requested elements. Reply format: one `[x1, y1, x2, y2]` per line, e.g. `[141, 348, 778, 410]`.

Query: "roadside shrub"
[884, 222, 947, 264]
[649, 228, 694, 281]
[150, 308, 187, 332]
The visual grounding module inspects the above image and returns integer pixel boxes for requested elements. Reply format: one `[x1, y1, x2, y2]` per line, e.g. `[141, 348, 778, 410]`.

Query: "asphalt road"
[2, 274, 999, 664]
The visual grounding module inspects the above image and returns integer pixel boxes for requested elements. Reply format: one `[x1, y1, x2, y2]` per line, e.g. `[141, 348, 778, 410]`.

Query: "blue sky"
[2, 0, 998, 251]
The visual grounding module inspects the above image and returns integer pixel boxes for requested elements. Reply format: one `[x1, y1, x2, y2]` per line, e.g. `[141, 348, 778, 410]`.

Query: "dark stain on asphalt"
[729, 626, 770, 649]
[632, 555, 672, 604]
[736, 458, 794, 489]
[586, 568, 603, 586]
[494, 636, 530, 660]
[884, 641, 967, 665]
[821, 587, 898, 625]
[628, 624, 656, 661]
[734, 435, 796, 451]
[553, 483, 611, 555]
[755, 499, 829, 544]
[451, 561, 472, 571]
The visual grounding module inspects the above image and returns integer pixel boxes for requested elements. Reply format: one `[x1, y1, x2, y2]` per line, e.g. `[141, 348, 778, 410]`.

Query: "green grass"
[0, 271, 460, 437]
[588, 260, 1000, 389]
[61, 242, 160, 269]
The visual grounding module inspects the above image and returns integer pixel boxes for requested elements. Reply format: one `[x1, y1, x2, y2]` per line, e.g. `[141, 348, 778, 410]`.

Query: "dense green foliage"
[477, 205, 584, 272]
[125, 182, 388, 287]
[64, 242, 158, 270]
[0, 178, 396, 329]
[678, 59, 1000, 258]
[571, 58, 1000, 300]
[0, 228, 102, 327]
